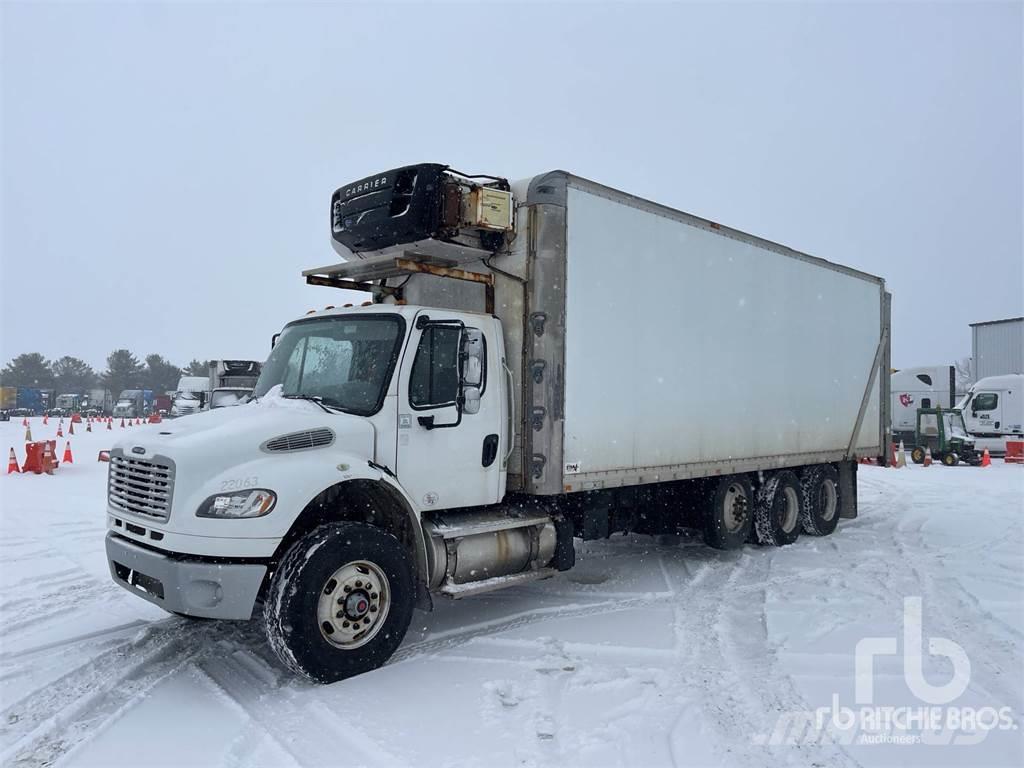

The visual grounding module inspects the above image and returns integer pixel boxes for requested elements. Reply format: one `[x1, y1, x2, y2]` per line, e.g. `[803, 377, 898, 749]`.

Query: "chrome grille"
[107, 452, 174, 522]
[263, 428, 334, 453]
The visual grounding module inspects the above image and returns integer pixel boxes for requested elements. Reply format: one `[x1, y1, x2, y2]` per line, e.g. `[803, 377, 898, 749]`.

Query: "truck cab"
[957, 374, 1023, 454]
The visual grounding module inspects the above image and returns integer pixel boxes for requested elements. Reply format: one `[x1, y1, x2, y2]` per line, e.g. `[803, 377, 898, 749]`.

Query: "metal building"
[971, 317, 1023, 379]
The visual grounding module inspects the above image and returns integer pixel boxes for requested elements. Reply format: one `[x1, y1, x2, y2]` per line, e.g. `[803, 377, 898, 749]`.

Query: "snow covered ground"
[0, 417, 1021, 768]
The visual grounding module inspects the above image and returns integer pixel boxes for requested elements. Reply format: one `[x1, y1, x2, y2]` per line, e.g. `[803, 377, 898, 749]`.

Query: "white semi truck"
[890, 365, 956, 445]
[957, 373, 1024, 454]
[105, 164, 891, 683]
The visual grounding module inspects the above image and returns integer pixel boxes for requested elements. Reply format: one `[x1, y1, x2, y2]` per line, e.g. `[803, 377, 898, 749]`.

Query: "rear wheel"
[799, 465, 841, 536]
[754, 471, 802, 546]
[702, 475, 753, 550]
[264, 522, 415, 683]
[910, 446, 926, 464]
[942, 452, 958, 467]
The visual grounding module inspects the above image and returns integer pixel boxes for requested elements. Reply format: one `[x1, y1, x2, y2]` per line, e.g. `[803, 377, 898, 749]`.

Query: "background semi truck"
[171, 376, 210, 416]
[208, 359, 262, 409]
[890, 365, 956, 445]
[112, 389, 152, 419]
[105, 164, 890, 683]
[957, 373, 1024, 454]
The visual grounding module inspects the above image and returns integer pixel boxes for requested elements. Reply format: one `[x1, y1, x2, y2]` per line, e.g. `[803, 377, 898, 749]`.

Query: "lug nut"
[370, 592, 378, 599]
[342, 621, 350, 628]
[355, 580, 363, 588]
[343, 585, 352, 593]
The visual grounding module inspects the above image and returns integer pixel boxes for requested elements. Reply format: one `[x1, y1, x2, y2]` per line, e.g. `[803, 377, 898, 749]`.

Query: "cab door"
[967, 389, 1003, 435]
[395, 311, 506, 511]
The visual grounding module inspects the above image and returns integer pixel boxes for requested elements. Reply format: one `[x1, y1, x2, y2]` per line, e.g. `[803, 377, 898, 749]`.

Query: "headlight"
[197, 489, 277, 519]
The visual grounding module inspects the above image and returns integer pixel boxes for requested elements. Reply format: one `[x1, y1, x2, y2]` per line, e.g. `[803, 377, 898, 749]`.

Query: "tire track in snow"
[0, 620, 260, 767]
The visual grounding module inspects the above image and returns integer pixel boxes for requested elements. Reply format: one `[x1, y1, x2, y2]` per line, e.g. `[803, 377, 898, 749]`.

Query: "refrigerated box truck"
[105, 164, 890, 683]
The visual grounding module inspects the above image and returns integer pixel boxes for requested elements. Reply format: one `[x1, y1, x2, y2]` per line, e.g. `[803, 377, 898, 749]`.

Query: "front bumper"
[106, 532, 267, 620]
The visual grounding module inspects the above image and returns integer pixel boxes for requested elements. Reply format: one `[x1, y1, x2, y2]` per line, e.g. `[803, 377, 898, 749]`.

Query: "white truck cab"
[957, 373, 1024, 454]
[106, 163, 889, 683]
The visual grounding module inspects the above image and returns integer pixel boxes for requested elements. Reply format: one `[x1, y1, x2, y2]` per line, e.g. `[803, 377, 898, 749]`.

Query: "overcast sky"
[2, 1, 1021, 374]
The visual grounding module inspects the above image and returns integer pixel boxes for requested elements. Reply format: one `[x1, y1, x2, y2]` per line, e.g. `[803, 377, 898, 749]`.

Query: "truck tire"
[942, 452, 958, 467]
[753, 471, 802, 547]
[910, 446, 926, 464]
[702, 475, 753, 550]
[263, 522, 415, 683]
[799, 465, 840, 536]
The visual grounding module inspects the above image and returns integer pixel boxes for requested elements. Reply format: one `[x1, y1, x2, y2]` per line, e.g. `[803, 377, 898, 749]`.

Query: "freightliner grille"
[107, 451, 175, 522]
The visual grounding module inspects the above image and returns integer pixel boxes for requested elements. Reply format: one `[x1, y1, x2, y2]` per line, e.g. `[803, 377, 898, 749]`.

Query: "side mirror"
[271, 333, 280, 350]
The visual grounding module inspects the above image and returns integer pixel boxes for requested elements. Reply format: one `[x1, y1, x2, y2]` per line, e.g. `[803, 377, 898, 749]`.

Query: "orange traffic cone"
[24, 425, 32, 442]
[120, 417, 125, 428]
[43, 414, 48, 425]
[68, 420, 75, 435]
[86, 420, 92, 432]
[62, 440, 74, 465]
[107, 418, 112, 431]
[981, 448, 991, 467]
[7, 447, 20, 474]
[56, 424, 63, 438]
[21, 417, 28, 427]
[135, 417, 141, 425]
[923, 446, 932, 467]
[895, 441, 907, 468]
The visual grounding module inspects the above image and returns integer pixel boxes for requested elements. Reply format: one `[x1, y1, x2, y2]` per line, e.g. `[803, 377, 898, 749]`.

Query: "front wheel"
[910, 446, 926, 464]
[941, 452, 959, 467]
[264, 522, 415, 683]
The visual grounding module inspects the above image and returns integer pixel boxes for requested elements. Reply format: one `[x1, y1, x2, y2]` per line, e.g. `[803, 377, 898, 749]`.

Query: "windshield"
[254, 314, 405, 415]
[944, 412, 969, 439]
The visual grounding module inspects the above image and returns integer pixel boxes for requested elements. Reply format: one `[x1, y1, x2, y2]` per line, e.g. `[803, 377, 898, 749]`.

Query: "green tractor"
[910, 407, 982, 466]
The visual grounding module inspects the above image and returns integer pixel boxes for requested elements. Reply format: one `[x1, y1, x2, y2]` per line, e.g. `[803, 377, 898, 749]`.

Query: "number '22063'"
[220, 476, 259, 491]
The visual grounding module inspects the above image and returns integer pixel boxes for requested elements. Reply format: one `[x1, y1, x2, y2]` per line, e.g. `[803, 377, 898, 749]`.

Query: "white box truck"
[105, 164, 891, 683]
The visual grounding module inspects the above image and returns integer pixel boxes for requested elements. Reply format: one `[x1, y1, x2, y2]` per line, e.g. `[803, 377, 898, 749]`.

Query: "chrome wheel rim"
[723, 483, 748, 532]
[317, 560, 390, 649]
[780, 486, 800, 532]
[820, 479, 838, 522]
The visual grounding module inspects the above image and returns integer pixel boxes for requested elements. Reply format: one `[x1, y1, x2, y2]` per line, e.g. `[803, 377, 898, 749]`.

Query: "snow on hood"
[113, 388, 375, 462]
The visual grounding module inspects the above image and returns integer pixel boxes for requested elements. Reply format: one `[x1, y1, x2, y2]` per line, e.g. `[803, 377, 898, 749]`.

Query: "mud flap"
[839, 460, 858, 519]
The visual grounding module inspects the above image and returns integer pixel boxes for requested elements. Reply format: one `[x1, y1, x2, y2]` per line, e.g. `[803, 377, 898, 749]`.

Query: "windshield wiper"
[281, 394, 346, 414]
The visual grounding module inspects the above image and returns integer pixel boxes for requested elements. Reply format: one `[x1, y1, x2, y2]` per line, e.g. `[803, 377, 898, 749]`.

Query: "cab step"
[438, 568, 558, 599]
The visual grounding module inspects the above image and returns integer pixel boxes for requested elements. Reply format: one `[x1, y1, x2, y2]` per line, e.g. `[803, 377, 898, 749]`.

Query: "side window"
[971, 393, 998, 411]
[916, 374, 933, 386]
[410, 327, 461, 408]
[921, 398, 931, 408]
[920, 413, 939, 436]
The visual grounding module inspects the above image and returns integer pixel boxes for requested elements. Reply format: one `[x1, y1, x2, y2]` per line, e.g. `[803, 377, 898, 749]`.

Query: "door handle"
[482, 434, 499, 467]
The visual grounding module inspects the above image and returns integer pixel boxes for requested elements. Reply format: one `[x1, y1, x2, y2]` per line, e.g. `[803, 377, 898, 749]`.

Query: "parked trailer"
[105, 164, 890, 683]
[891, 365, 956, 445]
[0, 386, 16, 411]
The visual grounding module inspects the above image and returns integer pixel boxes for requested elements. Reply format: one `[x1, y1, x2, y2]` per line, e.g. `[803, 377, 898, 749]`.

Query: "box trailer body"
[0, 386, 16, 410]
[380, 172, 890, 494]
[105, 164, 889, 684]
[16, 387, 44, 414]
[890, 365, 956, 444]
